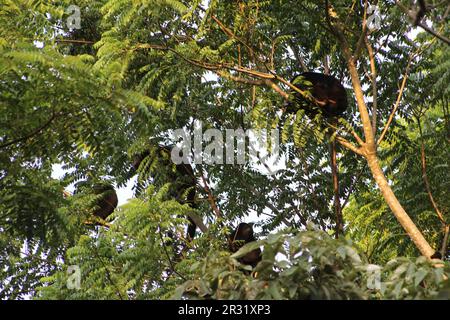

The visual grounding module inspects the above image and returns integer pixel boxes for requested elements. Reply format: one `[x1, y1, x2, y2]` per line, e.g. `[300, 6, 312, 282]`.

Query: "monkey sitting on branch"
[228, 222, 262, 268]
[74, 181, 118, 223]
[285, 72, 348, 119]
[131, 144, 199, 241]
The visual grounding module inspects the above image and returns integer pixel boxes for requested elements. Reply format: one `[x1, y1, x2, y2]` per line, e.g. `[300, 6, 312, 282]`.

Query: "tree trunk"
[366, 153, 435, 257]
[440, 225, 449, 258]
[342, 54, 434, 258]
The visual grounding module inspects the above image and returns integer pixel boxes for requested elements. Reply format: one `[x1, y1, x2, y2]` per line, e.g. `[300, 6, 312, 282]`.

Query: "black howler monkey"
[430, 251, 442, 260]
[285, 72, 348, 236]
[415, 0, 427, 25]
[131, 145, 198, 240]
[229, 223, 262, 268]
[74, 181, 118, 221]
[286, 72, 348, 118]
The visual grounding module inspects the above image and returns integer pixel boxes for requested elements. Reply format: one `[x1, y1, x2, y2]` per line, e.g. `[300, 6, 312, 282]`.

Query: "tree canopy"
[0, 0, 449, 300]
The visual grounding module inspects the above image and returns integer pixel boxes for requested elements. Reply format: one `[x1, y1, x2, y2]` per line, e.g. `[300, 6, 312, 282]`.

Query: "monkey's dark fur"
[286, 72, 348, 118]
[132, 145, 197, 240]
[415, 0, 427, 25]
[229, 223, 262, 268]
[74, 182, 118, 220]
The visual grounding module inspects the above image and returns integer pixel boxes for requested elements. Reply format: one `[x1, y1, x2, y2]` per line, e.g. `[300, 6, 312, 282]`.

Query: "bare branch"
[441, 225, 449, 258]
[200, 171, 222, 219]
[336, 136, 365, 156]
[341, 163, 367, 209]
[288, 40, 309, 72]
[158, 229, 187, 281]
[186, 211, 208, 233]
[216, 70, 264, 85]
[326, 119, 365, 147]
[365, 37, 378, 135]
[330, 137, 343, 237]
[353, 0, 369, 61]
[56, 39, 95, 44]
[0, 111, 57, 149]
[417, 117, 447, 225]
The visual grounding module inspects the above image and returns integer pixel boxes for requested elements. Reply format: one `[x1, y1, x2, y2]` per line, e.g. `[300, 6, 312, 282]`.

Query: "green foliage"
[345, 103, 449, 261]
[1, 0, 449, 300]
[38, 186, 196, 299]
[175, 229, 450, 300]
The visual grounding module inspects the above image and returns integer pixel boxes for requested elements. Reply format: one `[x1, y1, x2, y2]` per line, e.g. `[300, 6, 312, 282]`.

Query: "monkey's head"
[228, 223, 262, 268]
[430, 251, 442, 260]
[229, 223, 255, 251]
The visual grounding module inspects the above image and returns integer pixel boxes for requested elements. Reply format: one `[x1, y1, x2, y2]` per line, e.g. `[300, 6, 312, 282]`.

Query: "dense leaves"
[176, 229, 449, 300]
[0, 0, 449, 299]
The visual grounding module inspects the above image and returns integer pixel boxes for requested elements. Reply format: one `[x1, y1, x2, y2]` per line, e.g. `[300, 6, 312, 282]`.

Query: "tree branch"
[0, 111, 58, 149]
[186, 211, 208, 233]
[353, 0, 369, 61]
[440, 225, 449, 258]
[336, 136, 365, 156]
[377, 53, 414, 145]
[288, 40, 309, 72]
[326, 119, 365, 147]
[365, 37, 378, 136]
[200, 171, 222, 219]
[325, 0, 376, 147]
[396, 1, 450, 45]
[417, 117, 447, 225]
[158, 229, 187, 281]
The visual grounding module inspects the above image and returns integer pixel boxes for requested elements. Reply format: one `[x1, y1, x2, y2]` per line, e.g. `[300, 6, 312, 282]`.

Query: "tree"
[0, 0, 449, 299]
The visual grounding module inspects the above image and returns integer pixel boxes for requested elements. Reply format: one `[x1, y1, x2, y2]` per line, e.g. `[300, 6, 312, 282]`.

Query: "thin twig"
[325, 119, 365, 147]
[0, 112, 57, 149]
[353, 0, 369, 61]
[417, 117, 447, 225]
[158, 228, 187, 281]
[289, 40, 309, 72]
[200, 171, 222, 219]
[330, 136, 343, 237]
[440, 225, 449, 258]
[56, 39, 96, 44]
[365, 37, 378, 136]
[341, 163, 367, 209]
[377, 53, 414, 145]
[92, 241, 124, 300]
